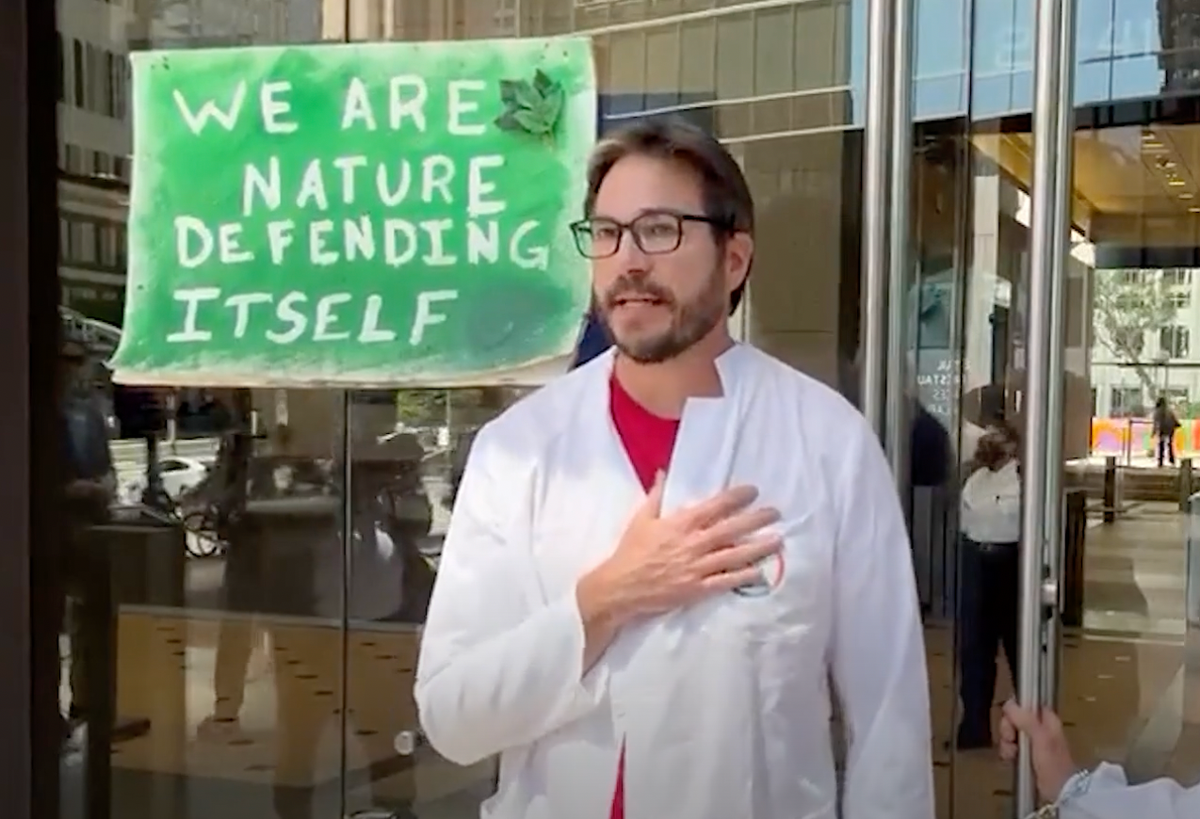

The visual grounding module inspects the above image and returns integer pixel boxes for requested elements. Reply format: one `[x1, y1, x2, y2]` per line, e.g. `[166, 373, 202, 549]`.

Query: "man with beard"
[414, 118, 934, 819]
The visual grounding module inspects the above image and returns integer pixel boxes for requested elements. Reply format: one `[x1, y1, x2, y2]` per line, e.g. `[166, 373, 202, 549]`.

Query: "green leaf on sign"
[533, 68, 555, 97]
[513, 80, 542, 112]
[540, 84, 564, 129]
[499, 79, 523, 106]
[493, 110, 525, 132]
[514, 107, 550, 134]
[494, 70, 567, 140]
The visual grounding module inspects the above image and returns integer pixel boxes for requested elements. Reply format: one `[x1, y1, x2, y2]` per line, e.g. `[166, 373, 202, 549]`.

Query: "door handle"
[1040, 578, 1059, 609]
[394, 729, 420, 756]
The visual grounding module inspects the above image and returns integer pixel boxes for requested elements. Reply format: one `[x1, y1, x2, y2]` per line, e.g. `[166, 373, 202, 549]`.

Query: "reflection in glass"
[342, 387, 521, 816]
[47, 2, 1194, 818]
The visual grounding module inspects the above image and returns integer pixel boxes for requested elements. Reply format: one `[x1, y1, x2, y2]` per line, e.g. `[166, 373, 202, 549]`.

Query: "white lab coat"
[1060, 763, 1200, 818]
[414, 344, 935, 819]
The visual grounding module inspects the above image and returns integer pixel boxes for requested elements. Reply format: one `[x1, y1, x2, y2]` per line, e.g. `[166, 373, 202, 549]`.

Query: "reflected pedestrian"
[1153, 396, 1179, 467]
[955, 421, 1021, 749]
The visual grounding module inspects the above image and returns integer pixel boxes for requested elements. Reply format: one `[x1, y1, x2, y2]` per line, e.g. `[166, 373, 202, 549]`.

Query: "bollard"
[1182, 459, 1195, 512]
[1061, 489, 1088, 627]
[1189, 493, 1200, 629]
[1103, 455, 1117, 524]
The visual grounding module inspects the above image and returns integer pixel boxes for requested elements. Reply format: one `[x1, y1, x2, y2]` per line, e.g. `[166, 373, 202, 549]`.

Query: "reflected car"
[118, 456, 212, 505]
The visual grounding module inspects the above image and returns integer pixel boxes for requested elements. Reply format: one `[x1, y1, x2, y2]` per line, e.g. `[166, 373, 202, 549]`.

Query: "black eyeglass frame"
[568, 209, 733, 259]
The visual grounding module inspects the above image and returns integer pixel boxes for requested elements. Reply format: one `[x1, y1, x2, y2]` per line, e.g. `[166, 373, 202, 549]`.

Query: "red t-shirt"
[607, 374, 680, 819]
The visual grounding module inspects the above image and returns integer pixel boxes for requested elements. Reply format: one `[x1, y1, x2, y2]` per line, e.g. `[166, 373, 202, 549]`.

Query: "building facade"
[3, 0, 1199, 818]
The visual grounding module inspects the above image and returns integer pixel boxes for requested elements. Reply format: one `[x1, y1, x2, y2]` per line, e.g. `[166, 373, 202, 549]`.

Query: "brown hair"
[974, 422, 1020, 471]
[583, 117, 755, 313]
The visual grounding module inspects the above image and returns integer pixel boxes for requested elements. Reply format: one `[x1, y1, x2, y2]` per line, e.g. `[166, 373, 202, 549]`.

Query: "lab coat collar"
[590, 341, 752, 398]
[585, 342, 753, 512]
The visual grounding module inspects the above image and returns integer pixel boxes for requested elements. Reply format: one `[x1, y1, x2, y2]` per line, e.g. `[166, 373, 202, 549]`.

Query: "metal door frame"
[863, 0, 1079, 812]
[1, 0, 62, 816]
[1018, 0, 1078, 812]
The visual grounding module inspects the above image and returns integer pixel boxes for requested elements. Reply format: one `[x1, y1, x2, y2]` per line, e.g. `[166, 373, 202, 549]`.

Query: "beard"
[597, 264, 727, 364]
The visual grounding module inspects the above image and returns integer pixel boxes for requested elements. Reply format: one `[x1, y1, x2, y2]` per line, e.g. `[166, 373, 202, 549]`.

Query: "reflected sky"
[848, 0, 1170, 122]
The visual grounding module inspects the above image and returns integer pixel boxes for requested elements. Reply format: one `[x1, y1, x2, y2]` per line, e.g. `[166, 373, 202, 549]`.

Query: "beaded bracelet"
[1022, 769, 1094, 819]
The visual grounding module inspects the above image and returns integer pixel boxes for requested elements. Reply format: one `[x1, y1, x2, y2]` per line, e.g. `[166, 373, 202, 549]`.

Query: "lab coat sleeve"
[413, 425, 608, 766]
[1060, 763, 1200, 819]
[829, 420, 936, 819]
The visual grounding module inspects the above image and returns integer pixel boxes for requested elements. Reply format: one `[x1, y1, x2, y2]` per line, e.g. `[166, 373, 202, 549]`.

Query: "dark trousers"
[1158, 434, 1176, 467]
[957, 537, 1019, 740]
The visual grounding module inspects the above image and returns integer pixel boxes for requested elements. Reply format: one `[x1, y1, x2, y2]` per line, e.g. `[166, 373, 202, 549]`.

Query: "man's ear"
[725, 231, 754, 292]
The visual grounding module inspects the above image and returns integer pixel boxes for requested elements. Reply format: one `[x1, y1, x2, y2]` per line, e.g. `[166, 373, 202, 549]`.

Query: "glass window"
[103, 50, 115, 117]
[98, 223, 118, 268]
[56, 32, 65, 102]
[1163, 268, 1192, 286]
[1111, 385, 1145, 416]
[72, 38, 83, 106]
[84, 42, 95, 111]
[41, 3, 883, 819]
[1160, 325, 1190, 358]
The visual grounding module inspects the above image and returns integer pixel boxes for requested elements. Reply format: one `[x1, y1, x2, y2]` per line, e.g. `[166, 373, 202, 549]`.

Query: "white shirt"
[1061, 763, 1200, 819]
[414, 344, 934, 819]
[960, 460, 1021, 543]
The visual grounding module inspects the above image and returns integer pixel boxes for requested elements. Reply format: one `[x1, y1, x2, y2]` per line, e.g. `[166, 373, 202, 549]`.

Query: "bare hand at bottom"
[999, 699, 1080, 803]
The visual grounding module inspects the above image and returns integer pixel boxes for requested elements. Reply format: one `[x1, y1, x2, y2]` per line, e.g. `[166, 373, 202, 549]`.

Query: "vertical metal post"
[1019, 0, 1076, 809]
[860, 0, 896, 435]
[885, 0, 916, 484]
[1040, 0, 1077, 713]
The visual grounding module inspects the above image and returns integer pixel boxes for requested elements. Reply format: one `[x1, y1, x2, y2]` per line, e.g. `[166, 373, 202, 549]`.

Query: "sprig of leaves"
[494, 69, 566, 140]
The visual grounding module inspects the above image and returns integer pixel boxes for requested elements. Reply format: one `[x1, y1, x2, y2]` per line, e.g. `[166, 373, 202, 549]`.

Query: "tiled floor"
[1081, 505, 1189, 638]
[81, 613, 1186, 819]
[62, 504, 1196, 819]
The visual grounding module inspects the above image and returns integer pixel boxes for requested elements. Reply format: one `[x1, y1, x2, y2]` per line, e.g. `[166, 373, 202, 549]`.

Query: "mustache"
[603, 277, 674, 307]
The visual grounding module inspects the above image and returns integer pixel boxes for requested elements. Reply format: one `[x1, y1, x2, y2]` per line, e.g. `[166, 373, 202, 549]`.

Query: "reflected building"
[1160, 0, 1200, 92]
[56, 0, 319, 329]
[125, 0, 317, 48]
[319, 0, 517, 40]
[57, 0, 133, 325]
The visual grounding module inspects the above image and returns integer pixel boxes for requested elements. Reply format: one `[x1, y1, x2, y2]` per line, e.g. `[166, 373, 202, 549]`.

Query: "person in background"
[1153, 396, 1180, 468]
[837, 354, 953, 492]
[58, 334, 117, 739]
[955, 421, 1022, 749]
[1000, 700, 1199, 817]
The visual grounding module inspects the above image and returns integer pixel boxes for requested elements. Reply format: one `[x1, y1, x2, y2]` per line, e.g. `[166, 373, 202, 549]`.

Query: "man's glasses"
[569, 210, 729, 259]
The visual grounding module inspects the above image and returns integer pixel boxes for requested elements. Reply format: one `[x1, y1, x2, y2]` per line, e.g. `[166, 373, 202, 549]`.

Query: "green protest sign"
[109, 39, 597, 387]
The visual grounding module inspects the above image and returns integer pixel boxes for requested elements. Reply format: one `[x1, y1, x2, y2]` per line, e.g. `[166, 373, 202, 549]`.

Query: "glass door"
[55, 7, 362, 819]
[898, 0, 1200, 815]
[892, 0, 1078, 815]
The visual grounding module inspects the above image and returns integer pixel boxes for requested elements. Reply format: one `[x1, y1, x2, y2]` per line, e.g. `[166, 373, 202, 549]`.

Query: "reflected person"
[273, 433, 432, 819]
[58, 336, 116, 738]
[1153, 396, 1179, 468]
[196, 419, 259, 740]
[956, 422, 1021, 749]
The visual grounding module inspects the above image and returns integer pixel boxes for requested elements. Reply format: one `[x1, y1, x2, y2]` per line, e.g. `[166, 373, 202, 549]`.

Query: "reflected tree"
[396, 390, 449, 427]
[1092, 269, 1177, 402]
[396, 387, 526, 428]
